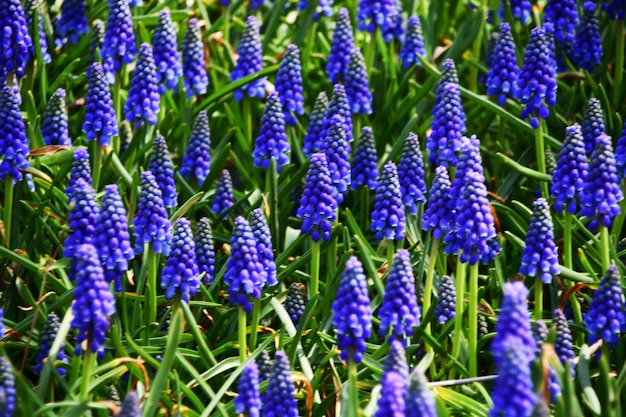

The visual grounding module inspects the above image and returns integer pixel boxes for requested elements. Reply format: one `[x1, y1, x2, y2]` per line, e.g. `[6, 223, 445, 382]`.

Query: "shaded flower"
[321, 114, 351, 204]
[551, 124, 588, 214]
[582, 98, 605, 156]
[617, 121, 626, 179]
[0, 86, 30, 184]
[148, 135, 177, 208]
[89, 19, 105, 63]
[344, 48, 372, 114]
[435, 275, 455, 325]
[584, 265, 626, 347]
[326, 8, 354, 84]
[212, 169, 234, 216]
[35, 313, 68, 375]
[500, 0, 532, 24]
[231, 16, 266, 101]
[162, 218, 199, 302]
[405, 366, 437, 417]
[302, 92, 329, 157]
[235, 362, 261, 417]
[532, 320, 548, 357]
[253, 91, 290, 172]
[182, 18, 208, 97]
[0, 357, 15, 417]
[24, 0, 50, 63]
[399, 16, 425, 69]
[603, 0, 626, 20]
[41, 89, 70, 146]
[102, 0, 137, 82]
[153, 10, 182, 94]
[133, 171, 172, 255]
[427, 83, 465, 165]
[398, 132, 426, 215]
[66, 148, 92, 197]
[55, 0, 88, 47]
[250, 208, 277, 287]
[180, 111, 211, 184]
[371, 162, 405, 241]
[486, 22, 519, 105]
[519, 198, 560, 283]
[275, 44, 304, 125]
[0, 0, 32, 78]
[118, 391, 140, 417]
[285, 282, 307, 327]
[194, 217, 215, 284]
[351, 126, 378, 190]
[64, 178, 99, 260]
[256, 351, 272, 381]
[553, 309, 576, 374]
[262, 351, 298, 417]
[83, 62, 118, 146]
[423, 165, 453, 240]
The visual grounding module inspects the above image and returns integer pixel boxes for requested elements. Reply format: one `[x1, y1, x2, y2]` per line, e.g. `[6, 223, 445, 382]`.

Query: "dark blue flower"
[423, 165, 452, 240]
[162, 218, 199, 302]
[532, 320, 548, 356]
[516, 26, 557, 129]
[326, 8, 354, 84]
[303, 92, 329, 157]
[435, 275, 455, 325]
[83, 62, 118, 146]
[357, 0, 403, 42]
[231, 16, 266, 101]
[250, 208, 277, 287]
[102, 0, 137, 83]
[118, 391, 140, 417]
[235, 362, 261, 417]
[90, 19, 105, 63]
[125, 43, 160, 125]
[584, 265, 626, 346]
[275, 44, 304, 125]
[285, 282, 307, 327]
[500, 0, 532, 24]
[351, 126, 378, 190]
[582, 98, 605, 156]
[575, 2, 603, 72]
[405, 366, 437, 417]
[617, 121, 626, 179]
[400, 16, 425, 69]
[380, 0, 405, 43]
[427, 83, 465, 165]
[345, 48, 372, 114]
[41, 89, 70, 146]
[322, 114, 351, 204]
[321, 84, 354, 144]
[0, 86, 30, 184]
[486, 22, 519, 105]
[70, 243, 116, 356]
[66, 148, 92, 197]
[55, 0, 89, 47]
[297, 153, 338, 242]
[580, 134, 623, 229]
[133, 171, 172, 255]
[436, 59, 460, 92]
[256, 351, 272, 381]
[553, 309, 576, 374]
[224, 216, 265, 312]
[182, 18, 209, 98]
[0, 357, 15, 417]
[398, 132, 426, 215]
[519, 198, 560, 283]
[551, 124, 588, 214]
[544, 0, 579, 46]
[0, 0, 32, 79]
[153, 10, 182, 94]
[180, 111, 211, 185]
[371, 162, 405, 241]
[262, 351, 298, 417]
[253, 91, 290, 172]
[603, 0, 626, 20]
[64, 178, 99, 260]
[194, 217, 215, 284]
[212, 169, 234, 216]
[24, 0, 50, 63]
[35, 313, 68, 375]
[149, 135, 177, 208]
[332, 256, 372, 363]
[299, 0, 333, 19]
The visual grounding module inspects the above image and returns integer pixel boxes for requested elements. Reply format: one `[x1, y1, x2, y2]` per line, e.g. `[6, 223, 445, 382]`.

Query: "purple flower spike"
[375, 370, 406, 416]
[89, 20, 105, 63]
[35, 313, 69, 375]
[544, 0, 579, 47]
[275, 45, 304, 125]
[435, 275, 456, 325]
[66, 148, 92, 197]
[42, 89, 70, 146]
[262, 351, 298, 417]
[194, 217, 215, 284]
[357, 0, 403, 42]
[148, 135, 178, 208]
[162, 218, 199, 302]
[603, 0, 626, 20]
[500, 0, 532, 24]
[400, 16, 425, 69]
[406, 366, 437, 417]
[153, 10, 182, 94]
[575, 3, 603, 72]
[231, 16, 266, 101]
[0, 357, 15, 417]
[427, 83, 465, 166]
[584, 265, 626, 347]
[64, 178, 99, 260]
[321, 84, 354, 144]
[102, 0, 137, 83]
[55, 0, 88, 47]
[180, 111, 211, 185]
[0, 87, 30, 184]
[125, 43, 160, 126]
[371, 162, 405, 241]
[253, 91, 290, 172]
[182, 18, 209, 98]
[582, 98, 605, 156]
[351, 127, 378, 190]
[235, 362, 261, 417]
[250, 208, 277, 287]
[212, 169, 235, 216]
[423, 165, 453, 240]
[486, 23, 519, 105]
[83, 62, 118, 146]
[345, 48, 372, 114]
[551, 124, 588, 214]
[519, 198, 560, 284]
[616, 121, 626, 179]
[326, 8, 354, 84]
[133, 171, 172, 256]
[303, 92, 329, 157]
[553, 309, 576, 375]
[118, 391, 141, 417]
[321, 114, 352, 204]
[0, 0, 32, 79]
[398, 132, 427, 215]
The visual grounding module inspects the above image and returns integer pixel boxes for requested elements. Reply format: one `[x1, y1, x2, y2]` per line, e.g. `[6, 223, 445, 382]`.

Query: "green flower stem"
[268, 158, 281, 252]
[469, 0, 489, 92]
[534, 278, 543, 321]
[347, 358, 359, 417]
[79, 348, 95, 402]
[144, 246, 158, 345]
[365, 30, 377, 80]
[4, 177, 13, 249]
[114, 73, 122, 151]
[450, 254, 466, 379]
[468, 262, 479, 378]
[387, 239, 395, 270]
[535, 121, 549, 199]
[422, 238, 440, 353]
[92, 140, 102, 191]
[563, 212, 583, 342]
[242, 96, 252, 148]
[249, 298, 261, 352]
[223, 6, 230, 44]
[310, 239, 321, 299]
[419, 0, 428, 18]
[614, 19, 624, 108]
[238, 306, 247, 363]
[599, 225, 611, 272]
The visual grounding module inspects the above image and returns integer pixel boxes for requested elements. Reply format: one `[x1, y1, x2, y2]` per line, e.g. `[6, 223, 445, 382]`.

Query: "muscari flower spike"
[603, 0, 626, 20]
[321, 84, 354, 144]
[162, 218, 199, 302]
[153, 10, 182, 94]
[553, 309, 576, 374]
[400, 16, 425, 69]
[256, 351, 272, 381]
[297, 153, 338, 242]
[357, 0, 402, 42]
[35, 313, 68, 375]
[275, 44, 304, 125]
[231, 16, 266, 101]
[436, 59, 460, 92]
[182, 18, 208, 98]
[351, 126, 378, 190]
[96, 184, 133, 292]
[379, 249, 421, 341]
[398, 132, 426, 215]
[0, 0, 32, 79]
[180, 111, 211, 184]
[299, 0, 333, 19]
[519, 198, 560, 284]
[427, 83, 466, 165]
[66, 148, 92, 197]
[375, 370, 407, 417]
[194, 217, 215, 284]
[24, 0, 50, 63]
[64, 178, 99, 260]
[405, 366, 437, 417]
[224, 216, 265, 312]
[41, 89, 70, 146]
[381, 0, 405, 43]
[516, 26, 557, 129]
[102, 0, 137, 83]
[500, 0, 532, 24]
[546, 148, 557, 175]
[262, 351, 298, 417]
[580, 133, 623, 230]
[133, 171, 172, 256]
[212, 169, 234, 216]
[486, 22, 519, 105]
[148, 135, 177, 208]
[118, 391, 140, 417]
[584, 265, 626, 347]
[582, 98, 605, 156]
[533, 319, 548, 356]
[423, 165, 453, 240]
[332, 256, 372, 363]
[90, 19, 105, 63]
[544, 0, 579, 47]
[250, 208, 277, 287]
[322, 114, 351, 204]
[0, 357, 15, 417]
[551, 124, 588, 214]
[326, 8, 354, 84]
[576, 2, 603, 72]
[253, 91, 290, 172]
[71, 243, 116, 357]
[371, 162, 406, 241]
[125, 43, 160, 126]
[235, 362, 261, 417]
[617, 121, 626, 179]
[55, 0, 88, 48]
[435, 274, 456, 325]
[0, 86, 30, 184]
[303, 92, 329, 157]
[83, 62, 118, 146]
[285, 282, 307, 327]
[344, 48, 372, 114]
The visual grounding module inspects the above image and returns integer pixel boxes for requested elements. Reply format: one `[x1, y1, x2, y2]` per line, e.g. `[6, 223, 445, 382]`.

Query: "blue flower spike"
[398, 132, 427, 215]
[148, 134, 177, 208]
[83, 62, 118, 146]
[24, 0, 51, 63]
[423, 165, 453, 241]
[486, 22, 519, 105]
[435, 275, 456, 325]
[194, 217, 216, 285]
[253, 91, 290, 172]
[124, 43, 160, 126]
[212, 169, 235, 217]
[406, 365, 437, 417]
[231, 16, 266, 101]
[35, 313, 69, 375]
[344, 48, 372, 114]
[153, 10, 182, 94]
[351, 126, 378, 190]
[102, 0, 137, 83]
[275, 44, 304, 125]
[161, 218, 199, 303]
[400, 16, 426, 69]
[250, 208, 277, 287]
[551, 124, 588, 214]
[42, 89, 70, 146]
[0, 0, 32, 79]
[133, 171, 172, 256]
[0, 357, 16, 417]
[575, 2, 603, 72]
[66, 148, 92, 197]
[326, 8, 354, 84]
[235, 362, 261, 417]
[321, 114, 352, 204]
[262, 351, 298, 417]
[55, 0, 89, 48]
[584, 265, 626, 347]
[0, 86, 30, 184]
[371, 162, 406, 242]
[64, 178, 99, 260]
[427, 82, 465, 166]
[582, 98, 605, 156]
[519, 198, 560, 284]
[303, 92, 329, 157]
[182, 18, 209, 98]
[180, 111, 211, 185]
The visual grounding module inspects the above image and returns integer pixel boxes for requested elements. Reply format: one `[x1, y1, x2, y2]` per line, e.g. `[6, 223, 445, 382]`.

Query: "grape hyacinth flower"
[89, 19, 105, 64]
[231, 16, 266, 101]
[297, 153, 338, 242]
[64, 178, 99, 260]
[351, 127, 378, 190]
[516, 27, 557, 129]
[0, 87, 30, 184]
[124, 43, 159, 126]
[582, 98, 605, 157]
[375, 370, 406, 417]
[148, 135, 177, 208]
[275, 44, 304, 125]
[332, 256, 372, 363]
[180, 111, 211, 184]
[95, 185, 133, 292]
[381, 1, 404, 43]
[182, 18, 208, 98]
[102, 0, 137, 83]
[153, 10, 182, 94]
[194, 217, 215, 284]
[212, 169, 234, 216]
[118, 391, 141, 417]
[551, 124, 588, 214]
[0, 357, 15, 417]
[371, 162, 405, 241]
[357, 0, 402, 42]
[262, 351, 298, 417]
[24, 0, 50, 63]
[83, 62, 118, 146]
[71, 243, 116, 356]
[162, 218, 199, 302]
[382, 337, 408, 377]
[423, 165, 453, 240]
[41, 89, 70, 146]
[500, 0, 532, 24]
[326, 8, 354, 84]
[35, 313, 68, 375]
[299, 0, 333, 19]
[224, 217, 265, 312]
[436, 59, 460, 92]
[250, 208, 277, 287]
[285, 282, 307, 327]
[580, 134, 623, 230]
[574, 1, 602, 72]
[55, 0, 88, 47]
[256, 351, 272, 381]
[533, 320, 548, 356]
[603, 0, 626, 20]
[617, 121, 626, 179]
[253, 91, 290, 172]
[406, 366, 437, 417]
[544, 0, 579, 47]
[584, 265, 626, 346]
[66, 148, 92, 197]
[553, 309, 576, 373]
[321, 115, 351, 204]
[303, 92, 329, 157]
[235, 362, 261, 417]
[133, 171, 172, 256]
[400, 16, 425, 69]
[321, 84, 354, 144]
[435, 275, 456, 325]
[398, 132, 426, 215]
[519, 198, 560, 283]
[379, 249, 421, 340]
[0, 0, 32, 79]
[427, 83, 465, 165]
[344, 48, 372, 114]
[486, 22, 519, 105]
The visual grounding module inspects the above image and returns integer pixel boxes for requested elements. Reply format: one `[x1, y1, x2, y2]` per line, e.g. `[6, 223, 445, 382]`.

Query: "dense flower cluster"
[519, 198, 560, 284]
[24, 0, 50, 63]
[553, 309, 576, 374]
[575, 2, 602, 72]
[0, 0, 32, 79]
[253, 91, 290, 172]
[544, 0, 579, 46]
[321, 84, 354, 144]
[617, 121, 626, 179]
[64, 178, 99, 260]
[83, 62, 118, 146]
[0, 357, 15, 417]
[397, 132, 426, 215]
[66, 148, 92, 197]
[42, 89, 70, 146]
[345, 48, 372, 114]
[102, 0, 137, 82]
[406, 366, 437, 417]
[285, 282, 307, 327]
[399, 16, 425, 69]
[322, 114, 352, 204]
[235, 362, 261, 417]
[212, 169, 234, 216]
[326, 8, 354, 84]
[35, 313, 68, 375]
[275, 44, 304, 125]
[0, 86, 30, 184]
[118, 391, 141, 417]
[551, 124, 588, 214]
[582, 98, 605, 156]
[435, 275, 455, 325]
[423, 165, 453, 240]
[133, 171, 172, 255]
[180, 111, 211, 184]
[357, 0, 403, 42]
[351, 127, 378, 190]
[153, 10, 182, 94]
[55, 0, 89, 47]
[182, 18, 208, 97]
[149, 135, 177, 208]
[194, 217, 215, 284]
[584, 265, 626, 346]
[161, 218, 199, 302]
[250, 208, 277, 288]
[427, 83, 465, 165]
[297, 153, 337, 242]
[231, 16, 266, 101]
[371, 162, 406, 241]
[125, 43, 160, 126]
[303, 92, 329, 157]
[262, 351, 298, 417]
[486, 23, 519, 105]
